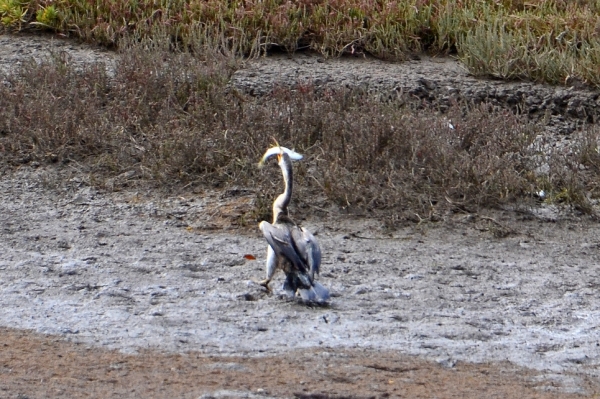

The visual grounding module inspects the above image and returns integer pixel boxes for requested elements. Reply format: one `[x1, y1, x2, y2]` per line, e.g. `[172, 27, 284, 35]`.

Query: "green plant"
[0, 0, 27, 30]
[34, 4, 59, 29]
[2, 0, 600, 88]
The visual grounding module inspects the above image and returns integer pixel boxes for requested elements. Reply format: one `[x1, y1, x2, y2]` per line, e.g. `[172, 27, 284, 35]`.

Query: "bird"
[256, 144, 330, 303]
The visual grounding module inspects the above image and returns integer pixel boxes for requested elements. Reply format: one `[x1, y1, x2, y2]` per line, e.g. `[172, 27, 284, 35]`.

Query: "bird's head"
[258, 140, 303, 168]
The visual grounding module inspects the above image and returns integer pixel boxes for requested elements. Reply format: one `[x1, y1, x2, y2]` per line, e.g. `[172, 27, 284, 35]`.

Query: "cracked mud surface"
[1, 33, 600, 398]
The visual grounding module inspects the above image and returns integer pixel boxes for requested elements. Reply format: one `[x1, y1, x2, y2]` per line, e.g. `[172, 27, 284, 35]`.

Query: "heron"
[257, 144, 330, 302]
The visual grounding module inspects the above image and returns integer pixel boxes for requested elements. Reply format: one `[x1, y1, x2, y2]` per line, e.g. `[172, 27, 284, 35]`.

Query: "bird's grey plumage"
[259, 217, 329, 302]
[291, 227, 321, 280]
[260, 219, 307, 274]
[257, 147, 329, 302]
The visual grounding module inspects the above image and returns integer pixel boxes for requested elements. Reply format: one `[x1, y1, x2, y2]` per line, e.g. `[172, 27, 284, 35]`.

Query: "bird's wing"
[259, 221, 307, 272]
[293, 227, 322, 280]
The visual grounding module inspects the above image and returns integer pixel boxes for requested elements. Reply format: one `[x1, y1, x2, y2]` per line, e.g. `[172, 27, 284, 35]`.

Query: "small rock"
[57, 240, 71, 249]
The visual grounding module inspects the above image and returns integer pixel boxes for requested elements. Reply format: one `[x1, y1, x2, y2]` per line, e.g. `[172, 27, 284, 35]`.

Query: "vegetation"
[1, 35, 599, 223]
[1, 1, 600, 221]
[2, 0, 600, 87]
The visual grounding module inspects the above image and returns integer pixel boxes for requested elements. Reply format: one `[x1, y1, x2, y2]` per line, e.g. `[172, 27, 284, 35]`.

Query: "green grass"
[2, 0, 600, 87]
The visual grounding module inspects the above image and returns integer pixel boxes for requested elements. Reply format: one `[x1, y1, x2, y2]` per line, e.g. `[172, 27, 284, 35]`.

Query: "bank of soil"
[1, 33, 600, 398]
[230, 51, 600, 136]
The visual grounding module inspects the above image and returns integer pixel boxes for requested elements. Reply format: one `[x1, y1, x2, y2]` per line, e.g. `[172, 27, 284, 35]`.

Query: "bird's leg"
[251, 277, 272, 292]
[258, 278, 272, 292]
[256, 245, 277, 293]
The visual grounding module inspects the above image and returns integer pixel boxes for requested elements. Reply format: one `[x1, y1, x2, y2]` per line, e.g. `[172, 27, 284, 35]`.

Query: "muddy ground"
[1, 33, 600, 398]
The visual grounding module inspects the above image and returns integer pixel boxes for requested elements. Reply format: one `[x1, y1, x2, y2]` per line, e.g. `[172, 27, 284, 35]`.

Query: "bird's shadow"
[276, 293, 333, 308]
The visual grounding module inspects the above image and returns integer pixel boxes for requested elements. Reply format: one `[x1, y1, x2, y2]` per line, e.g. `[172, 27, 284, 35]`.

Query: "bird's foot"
[251, 278, 272, 293]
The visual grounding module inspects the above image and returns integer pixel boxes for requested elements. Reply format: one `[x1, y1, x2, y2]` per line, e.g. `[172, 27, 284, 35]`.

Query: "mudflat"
[1, 33, 599, 398]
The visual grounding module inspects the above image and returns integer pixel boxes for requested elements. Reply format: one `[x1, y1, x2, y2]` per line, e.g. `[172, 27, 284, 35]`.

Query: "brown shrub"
[1, 40, 598, 223]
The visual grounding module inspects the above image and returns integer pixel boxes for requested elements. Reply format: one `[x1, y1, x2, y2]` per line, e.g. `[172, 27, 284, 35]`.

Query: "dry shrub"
[0, 35, 241, 183]
[531, 128, 600, 214]
[249, 90, 538, 219]
[0, 57, 112, 164]
[2, 38, 599, 223]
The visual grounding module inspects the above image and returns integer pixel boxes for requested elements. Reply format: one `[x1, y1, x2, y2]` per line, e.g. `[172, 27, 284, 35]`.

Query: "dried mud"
[1, 33, 600, 398]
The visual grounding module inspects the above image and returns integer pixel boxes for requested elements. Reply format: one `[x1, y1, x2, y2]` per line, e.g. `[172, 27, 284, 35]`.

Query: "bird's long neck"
[272, 154, 293, 223]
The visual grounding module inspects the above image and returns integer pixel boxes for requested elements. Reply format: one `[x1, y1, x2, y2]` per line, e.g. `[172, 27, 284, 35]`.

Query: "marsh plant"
[2, 35, 599, 221]
[3, 0, 600, 88]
